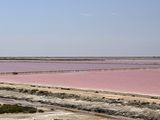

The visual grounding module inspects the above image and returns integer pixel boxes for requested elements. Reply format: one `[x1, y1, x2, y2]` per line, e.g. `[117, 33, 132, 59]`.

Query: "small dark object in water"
[12, 72, 18, 75]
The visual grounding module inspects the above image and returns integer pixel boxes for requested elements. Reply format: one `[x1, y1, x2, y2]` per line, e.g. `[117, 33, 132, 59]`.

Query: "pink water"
[0, 70, 160, 95]
[0, 60, 160, 73]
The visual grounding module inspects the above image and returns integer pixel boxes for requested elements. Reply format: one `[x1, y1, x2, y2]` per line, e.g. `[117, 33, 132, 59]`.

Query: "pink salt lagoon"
[0, 59, 160, 96]
[0, 60, 160, 73]
[0, 69, 160, 96]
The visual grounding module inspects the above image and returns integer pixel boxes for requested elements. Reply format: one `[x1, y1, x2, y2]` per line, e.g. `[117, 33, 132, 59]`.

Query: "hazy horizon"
[0, 56, 160, 58]
[0, 0, 160, 56]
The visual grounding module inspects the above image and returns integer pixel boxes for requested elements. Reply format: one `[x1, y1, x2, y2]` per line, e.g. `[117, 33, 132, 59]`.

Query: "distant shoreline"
[0, 56, 160, 61]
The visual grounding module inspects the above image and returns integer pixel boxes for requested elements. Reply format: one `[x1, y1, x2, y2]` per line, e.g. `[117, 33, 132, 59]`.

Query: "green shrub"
[0, 104, 37, 114]
[38, 109, 44, 113]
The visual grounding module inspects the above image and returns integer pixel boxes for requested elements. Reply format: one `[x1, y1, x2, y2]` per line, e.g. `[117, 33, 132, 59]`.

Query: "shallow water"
[0, 60, 160, 73]
[0, 70, 160, 95]
[0, 60, 160, 95]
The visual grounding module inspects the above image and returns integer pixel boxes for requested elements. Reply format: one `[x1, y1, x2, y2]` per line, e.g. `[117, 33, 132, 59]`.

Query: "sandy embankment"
[0, 83, 160, 120]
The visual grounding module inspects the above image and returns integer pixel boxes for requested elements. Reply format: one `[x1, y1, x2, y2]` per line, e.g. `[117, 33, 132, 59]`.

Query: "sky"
[0, 0, 160, 57]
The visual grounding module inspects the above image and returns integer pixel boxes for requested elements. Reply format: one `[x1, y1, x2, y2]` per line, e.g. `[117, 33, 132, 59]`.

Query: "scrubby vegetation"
[0, 104, 37, 114]
[40, 101, 160, 120]
[38, 109, 44, 113]
[0, 85, 160, 120]
[1, 86, 160, 111]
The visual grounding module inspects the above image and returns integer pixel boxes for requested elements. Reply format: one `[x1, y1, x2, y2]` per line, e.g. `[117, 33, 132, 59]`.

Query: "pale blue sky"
[0, 0, 160, 56]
